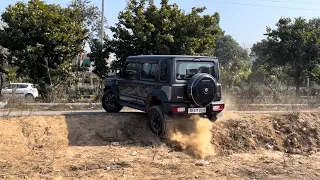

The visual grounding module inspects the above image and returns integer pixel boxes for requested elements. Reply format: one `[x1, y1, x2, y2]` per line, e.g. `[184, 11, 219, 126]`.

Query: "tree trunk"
[0, 74, 3, 97]
[295, 82, 301, 98]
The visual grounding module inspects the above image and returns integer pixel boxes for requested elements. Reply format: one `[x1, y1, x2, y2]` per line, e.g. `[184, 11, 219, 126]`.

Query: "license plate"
[188, 108, 206, 114]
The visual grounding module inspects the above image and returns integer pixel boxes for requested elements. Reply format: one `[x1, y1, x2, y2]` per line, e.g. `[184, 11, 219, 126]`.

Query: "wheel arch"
[146, 90, 168, 114]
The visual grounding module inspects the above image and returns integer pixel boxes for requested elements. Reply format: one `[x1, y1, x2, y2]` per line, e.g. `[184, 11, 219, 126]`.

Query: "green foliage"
[108, 0, 222, 67]
[214, 35, 251, 88]
[68, 0, 107, 41]
[214, 35, 249, 66]
[88, 39, 110, 79]
[252, 17, 320, 95]
[0, 0, 88, 101]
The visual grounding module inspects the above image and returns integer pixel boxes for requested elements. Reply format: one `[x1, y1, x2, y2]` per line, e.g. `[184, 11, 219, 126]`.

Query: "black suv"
[102, 55, 224, 137]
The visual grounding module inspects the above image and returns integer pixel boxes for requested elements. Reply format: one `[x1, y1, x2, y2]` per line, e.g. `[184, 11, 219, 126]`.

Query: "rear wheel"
[148, 105, 170, 139]
[208, 113, 218, 122]
[102, 89, 123, 112]
[201, 113, 218, 122]
[25, 94, 35, 102]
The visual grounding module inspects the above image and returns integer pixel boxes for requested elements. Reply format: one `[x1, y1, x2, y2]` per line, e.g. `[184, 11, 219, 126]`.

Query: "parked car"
[1, 83, 39, 100]
[102, 55, 225, 138]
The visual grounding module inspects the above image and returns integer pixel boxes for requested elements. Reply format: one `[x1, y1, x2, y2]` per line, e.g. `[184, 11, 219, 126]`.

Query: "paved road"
[0, 110, 319, 117]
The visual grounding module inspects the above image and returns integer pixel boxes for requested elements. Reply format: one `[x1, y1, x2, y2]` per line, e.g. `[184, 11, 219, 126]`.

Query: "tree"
[88, 39, 110, 79]
[108, 0, 222, 67]
[68, 0, 107, 41]
[0, 46, 9, 96]
[252, 17, 320, 96]
[214, 35, 251, 89]
[0, 0, 88, 101]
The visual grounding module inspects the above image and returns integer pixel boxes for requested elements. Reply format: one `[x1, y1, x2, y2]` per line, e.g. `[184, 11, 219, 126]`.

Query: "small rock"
[310, 151, 316, 155]
[280, 128, 287, 133]
[295, 149, 302, 154]
[105, 166, 111, 170]
[265, 144, 274, 150]
[131, 151, 138, 156]
[111, 142, 121, 146]
[91, 164, 100, 169]
[227, 150, 234, 155]
[195, 160, 210, 166]
[302, 127, 307, 132]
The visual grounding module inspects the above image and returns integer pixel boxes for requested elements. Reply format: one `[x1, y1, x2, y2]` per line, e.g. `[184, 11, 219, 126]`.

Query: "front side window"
[141, 63, 158, 80]
[176, 61, 215, 80]
[124, 62, 139, 79]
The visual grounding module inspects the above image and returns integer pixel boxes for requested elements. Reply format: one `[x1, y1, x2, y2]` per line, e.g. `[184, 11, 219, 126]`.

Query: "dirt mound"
[212, 112, 320, 155]
[0, 112, 319, 160]
[1, 112, 320, 179]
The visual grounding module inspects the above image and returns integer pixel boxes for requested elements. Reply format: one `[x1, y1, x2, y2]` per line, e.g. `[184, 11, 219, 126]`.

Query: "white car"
[1, 83, 39, 100]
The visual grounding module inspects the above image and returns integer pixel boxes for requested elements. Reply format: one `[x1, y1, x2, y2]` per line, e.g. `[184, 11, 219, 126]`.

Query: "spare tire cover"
[187, 73, 216, 107]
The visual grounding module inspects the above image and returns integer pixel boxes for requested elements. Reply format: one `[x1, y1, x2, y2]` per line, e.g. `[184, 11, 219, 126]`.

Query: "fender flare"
[146, 89, 169, 113]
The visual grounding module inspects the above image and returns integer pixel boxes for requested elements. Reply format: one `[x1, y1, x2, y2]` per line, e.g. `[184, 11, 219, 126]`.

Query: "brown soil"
[0, 112, 320, 179]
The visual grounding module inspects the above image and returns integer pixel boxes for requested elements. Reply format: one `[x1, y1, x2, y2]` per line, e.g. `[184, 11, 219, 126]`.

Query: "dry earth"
[0, 111, 320, 179]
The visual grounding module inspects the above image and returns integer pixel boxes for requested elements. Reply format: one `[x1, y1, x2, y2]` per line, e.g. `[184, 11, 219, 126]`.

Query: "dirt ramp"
[65, 112, 160, 147]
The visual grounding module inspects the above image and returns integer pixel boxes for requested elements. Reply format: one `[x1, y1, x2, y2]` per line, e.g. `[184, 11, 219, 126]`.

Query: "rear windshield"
[176, 61, 215, 80]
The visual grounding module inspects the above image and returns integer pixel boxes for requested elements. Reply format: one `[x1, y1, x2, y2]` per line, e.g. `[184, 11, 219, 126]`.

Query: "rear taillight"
[172, 107, 186, 113]
[212, 104, 224, 111]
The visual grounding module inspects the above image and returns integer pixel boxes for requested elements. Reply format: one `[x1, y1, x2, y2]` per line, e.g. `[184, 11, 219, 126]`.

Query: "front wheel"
[102, 89, 123, 113]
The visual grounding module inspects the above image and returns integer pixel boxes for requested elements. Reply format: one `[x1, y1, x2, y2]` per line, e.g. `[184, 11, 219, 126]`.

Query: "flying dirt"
[167, 115, 215, 159]
[0, 111, 320, 179]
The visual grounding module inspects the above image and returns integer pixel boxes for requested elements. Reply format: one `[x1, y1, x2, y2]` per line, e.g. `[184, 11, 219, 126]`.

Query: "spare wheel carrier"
[187, 73, 217, 107]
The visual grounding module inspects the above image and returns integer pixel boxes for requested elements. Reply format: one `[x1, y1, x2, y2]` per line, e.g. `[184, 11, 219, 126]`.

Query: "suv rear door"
[135, 60, 158, 107]
[117, 61, 139, 104]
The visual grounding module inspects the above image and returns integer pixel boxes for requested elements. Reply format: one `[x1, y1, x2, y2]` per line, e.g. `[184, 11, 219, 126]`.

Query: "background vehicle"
[1, 83, 39, 100]
[102, 55, 224, 138]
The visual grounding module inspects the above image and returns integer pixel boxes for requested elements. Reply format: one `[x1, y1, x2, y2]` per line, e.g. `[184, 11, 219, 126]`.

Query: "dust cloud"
[167, 115, 215, 159]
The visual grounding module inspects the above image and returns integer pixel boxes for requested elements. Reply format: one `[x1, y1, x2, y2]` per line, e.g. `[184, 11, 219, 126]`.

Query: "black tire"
[208, 113, 218, 122]
[102, 89, 123, 113]
[25, 94, 35, 102]
[148, 105, 169, 139]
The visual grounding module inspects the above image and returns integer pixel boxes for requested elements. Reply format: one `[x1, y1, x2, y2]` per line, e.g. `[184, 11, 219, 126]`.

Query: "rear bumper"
[164, 100, 225, 116]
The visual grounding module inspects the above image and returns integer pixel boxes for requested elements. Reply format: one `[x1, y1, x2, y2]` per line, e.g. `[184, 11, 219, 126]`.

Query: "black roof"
[127, 55, 218, 60]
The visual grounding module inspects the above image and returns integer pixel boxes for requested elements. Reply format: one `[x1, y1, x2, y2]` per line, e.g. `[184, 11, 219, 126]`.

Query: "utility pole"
[100, 0, 104, 43]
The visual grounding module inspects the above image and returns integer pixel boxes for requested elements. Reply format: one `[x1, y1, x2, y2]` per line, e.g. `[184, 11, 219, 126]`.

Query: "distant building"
[75, 53, 114, 72]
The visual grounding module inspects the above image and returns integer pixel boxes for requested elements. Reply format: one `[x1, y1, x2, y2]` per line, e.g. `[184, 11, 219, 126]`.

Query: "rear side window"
[18, 84, 28, 89]
[160, 61, 168, 81]
[141, 63, 158, 80]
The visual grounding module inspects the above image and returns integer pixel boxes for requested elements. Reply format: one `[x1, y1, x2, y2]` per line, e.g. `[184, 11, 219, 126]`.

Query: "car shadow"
[64, 112, 163, 147]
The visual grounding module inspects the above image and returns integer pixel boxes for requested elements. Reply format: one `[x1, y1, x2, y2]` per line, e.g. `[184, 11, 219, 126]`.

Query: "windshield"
[176, 61, 215, 80]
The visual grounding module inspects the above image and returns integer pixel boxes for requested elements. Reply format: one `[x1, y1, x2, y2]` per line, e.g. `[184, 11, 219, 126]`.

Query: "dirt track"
[0, 112, 320, 179]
